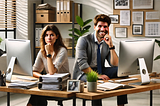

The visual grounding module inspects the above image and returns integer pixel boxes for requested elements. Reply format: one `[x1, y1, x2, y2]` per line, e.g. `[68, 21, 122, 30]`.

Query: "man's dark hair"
[93, 14, 111, 26]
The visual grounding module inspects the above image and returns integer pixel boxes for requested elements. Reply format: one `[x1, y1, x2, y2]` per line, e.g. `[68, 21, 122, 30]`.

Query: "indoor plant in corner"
[68, 15, 92, 45]
[0, 37, 4, 56]
[154, 39, 160, 61]
[86, 70, 98, 92]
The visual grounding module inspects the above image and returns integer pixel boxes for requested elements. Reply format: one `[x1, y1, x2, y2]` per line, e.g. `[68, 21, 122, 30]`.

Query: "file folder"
[60, 0, 64, 22]
[56, 0, 61, 22]
[63, 0, 68, 22]
[66, 0, 78, 22]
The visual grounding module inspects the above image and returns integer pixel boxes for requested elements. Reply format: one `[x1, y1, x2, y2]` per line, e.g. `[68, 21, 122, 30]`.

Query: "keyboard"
[115, 77, 138, 83]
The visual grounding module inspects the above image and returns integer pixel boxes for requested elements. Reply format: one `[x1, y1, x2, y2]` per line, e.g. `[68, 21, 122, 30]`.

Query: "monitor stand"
[6, 57, 16, 82]
[130, 58, 150, 85]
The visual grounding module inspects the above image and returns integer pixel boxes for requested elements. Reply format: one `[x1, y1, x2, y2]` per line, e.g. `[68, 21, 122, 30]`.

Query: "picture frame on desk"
[115, 27, 127, 38]
[67, 80, 80, 92]
[132, 24, 143, 35]
[132, 0, 154, 9]
[114, 0, 130, 9]
[109, 14, 119, 24]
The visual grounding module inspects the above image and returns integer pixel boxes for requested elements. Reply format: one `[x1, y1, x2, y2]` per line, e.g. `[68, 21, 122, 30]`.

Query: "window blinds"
[0, 0, 16, 28]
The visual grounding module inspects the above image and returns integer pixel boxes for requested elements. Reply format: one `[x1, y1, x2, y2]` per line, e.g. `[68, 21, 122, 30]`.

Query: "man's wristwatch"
[109, 45, 115, 50]
[46, 54, 51, 58]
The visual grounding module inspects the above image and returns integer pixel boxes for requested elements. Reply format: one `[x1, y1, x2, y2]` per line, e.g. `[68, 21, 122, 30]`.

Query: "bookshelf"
[33, 1, 82, 59]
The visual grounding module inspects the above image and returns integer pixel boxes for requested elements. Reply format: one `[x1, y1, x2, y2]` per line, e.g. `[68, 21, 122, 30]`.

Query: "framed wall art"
[109, 14, 119, 24]
[120, 10, 130, 26]
[115, 27, 127, 38]
[114, 0, 130, 9]
[145, 22, 160, 37]
[132, 11, 143, 25]
[133, 0, 154, 9]
[132, 24, 143, 35]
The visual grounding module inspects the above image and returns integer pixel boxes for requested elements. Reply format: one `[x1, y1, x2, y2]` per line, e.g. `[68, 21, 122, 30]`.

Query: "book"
[97, 82, 134, 91]
[38, 79, 67, 90]
[8, 81, 38, 89]
[39, 73, 70, 83]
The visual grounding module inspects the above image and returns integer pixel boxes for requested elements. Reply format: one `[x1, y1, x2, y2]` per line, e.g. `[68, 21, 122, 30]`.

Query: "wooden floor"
[0, 90, 160, 106]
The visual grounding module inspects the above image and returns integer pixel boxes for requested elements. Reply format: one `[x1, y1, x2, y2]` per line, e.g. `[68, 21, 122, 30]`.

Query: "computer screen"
[117, 39, 155, 77]
[5, 39, 33, 82]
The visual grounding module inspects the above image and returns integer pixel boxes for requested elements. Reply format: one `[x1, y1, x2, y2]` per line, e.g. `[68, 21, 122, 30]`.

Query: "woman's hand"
[45, 43, 52, 54]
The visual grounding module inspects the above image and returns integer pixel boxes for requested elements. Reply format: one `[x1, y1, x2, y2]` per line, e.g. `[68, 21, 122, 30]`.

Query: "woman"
[27, 24, 69, 106]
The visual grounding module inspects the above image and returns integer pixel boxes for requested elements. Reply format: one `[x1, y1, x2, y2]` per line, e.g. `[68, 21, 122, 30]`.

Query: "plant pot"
[0, 49, 4, 56]
[87, 81, 97, 92]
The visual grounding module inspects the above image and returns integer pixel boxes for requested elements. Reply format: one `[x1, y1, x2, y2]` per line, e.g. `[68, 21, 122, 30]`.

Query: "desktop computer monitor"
[118, 39, 155, 79]
[5, 39, 33, 82]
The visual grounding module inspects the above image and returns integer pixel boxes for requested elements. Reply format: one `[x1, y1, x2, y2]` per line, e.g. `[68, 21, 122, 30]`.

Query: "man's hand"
[98, 74, 110, 80]
[103, 28, 113, 48]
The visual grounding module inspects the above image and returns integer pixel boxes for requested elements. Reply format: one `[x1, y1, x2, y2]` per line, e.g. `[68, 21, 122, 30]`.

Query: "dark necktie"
[97, 43, 102, 74]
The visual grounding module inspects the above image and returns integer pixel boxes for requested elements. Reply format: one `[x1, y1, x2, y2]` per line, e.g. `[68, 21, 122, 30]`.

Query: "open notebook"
[97, 82, 135, 91]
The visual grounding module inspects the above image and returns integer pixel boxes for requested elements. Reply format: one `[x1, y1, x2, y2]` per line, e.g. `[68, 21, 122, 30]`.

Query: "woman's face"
[45, 30, 58, 45]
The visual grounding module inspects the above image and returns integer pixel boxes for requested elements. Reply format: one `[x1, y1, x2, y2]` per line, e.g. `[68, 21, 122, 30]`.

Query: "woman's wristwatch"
[46, 54, 51, 58]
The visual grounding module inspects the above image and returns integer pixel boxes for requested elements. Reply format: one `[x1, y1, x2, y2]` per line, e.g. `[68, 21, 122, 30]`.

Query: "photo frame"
[114, 0, 130, 9]
[109, 14, 119, 24]
[146, 12, 160, 20]
[132, 24, 143, 35]
[133, 0, 154, 9]
[67, 80, 80, 92]
[120, 10, 130, 26]
[115, 27, 127, 38]
[132, 11, 143, 25]
[145, 22, 160, 37]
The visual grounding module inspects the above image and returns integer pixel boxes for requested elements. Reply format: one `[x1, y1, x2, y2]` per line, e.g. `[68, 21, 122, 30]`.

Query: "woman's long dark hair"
[40, 24, 67, 58]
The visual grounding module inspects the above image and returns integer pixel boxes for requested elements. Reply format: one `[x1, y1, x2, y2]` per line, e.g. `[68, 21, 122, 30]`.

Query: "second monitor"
[117, 39, 155, 84]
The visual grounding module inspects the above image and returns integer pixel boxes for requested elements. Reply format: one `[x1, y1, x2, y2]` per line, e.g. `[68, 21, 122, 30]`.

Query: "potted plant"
[0, 37, 4, 56]
[68, 15, 92, 45]
[154, 39, 160, 61]
[86, 70, 98, 92]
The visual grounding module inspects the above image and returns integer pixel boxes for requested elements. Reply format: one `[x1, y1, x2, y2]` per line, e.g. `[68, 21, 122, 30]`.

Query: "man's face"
[94, 21, 109, 41]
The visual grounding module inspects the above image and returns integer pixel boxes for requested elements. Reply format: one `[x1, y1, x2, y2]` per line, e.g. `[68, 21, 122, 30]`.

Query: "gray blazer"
[72, 32, 111, 79]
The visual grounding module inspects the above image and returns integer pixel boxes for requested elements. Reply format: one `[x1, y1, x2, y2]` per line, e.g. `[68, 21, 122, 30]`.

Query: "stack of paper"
[97, 82, 134, 91]
[38, 73, 70, 90]
[8, 81, 38, 89]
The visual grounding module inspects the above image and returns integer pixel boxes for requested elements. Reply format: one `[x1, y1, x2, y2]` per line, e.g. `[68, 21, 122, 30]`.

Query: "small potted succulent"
[86, 70, 98, 92]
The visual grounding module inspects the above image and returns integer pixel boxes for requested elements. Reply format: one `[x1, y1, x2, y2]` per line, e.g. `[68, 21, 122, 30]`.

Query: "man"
[72, 14, 128, 106]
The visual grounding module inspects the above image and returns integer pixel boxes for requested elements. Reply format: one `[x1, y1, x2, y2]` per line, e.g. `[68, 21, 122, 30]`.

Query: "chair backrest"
[68, 57, 75, 79]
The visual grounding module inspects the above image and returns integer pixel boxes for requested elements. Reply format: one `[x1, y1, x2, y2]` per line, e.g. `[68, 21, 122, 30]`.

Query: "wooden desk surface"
[76, 76, 160, 100]
[0, 75, 75, 98]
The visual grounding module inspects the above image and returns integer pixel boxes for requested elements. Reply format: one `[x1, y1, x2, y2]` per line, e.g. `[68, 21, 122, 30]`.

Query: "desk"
[76, 76, 160, 106]
[0, 75, 76, 106]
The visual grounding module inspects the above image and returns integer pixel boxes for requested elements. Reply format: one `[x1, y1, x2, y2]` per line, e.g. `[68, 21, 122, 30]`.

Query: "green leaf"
[86, 70, 98, 82]
[155, 39, 160, 47]
[81, 29, 89, 35]
[83, 19, 92, 27]
[83, 25, 91, 30]
[68, 29, 73, 31]
[154, 55, 160, 61]
[0, 37, 3, 44]
[69, 33, 79, 38]
[76, 16, 83, 27]
[73, 28, 82, 36]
